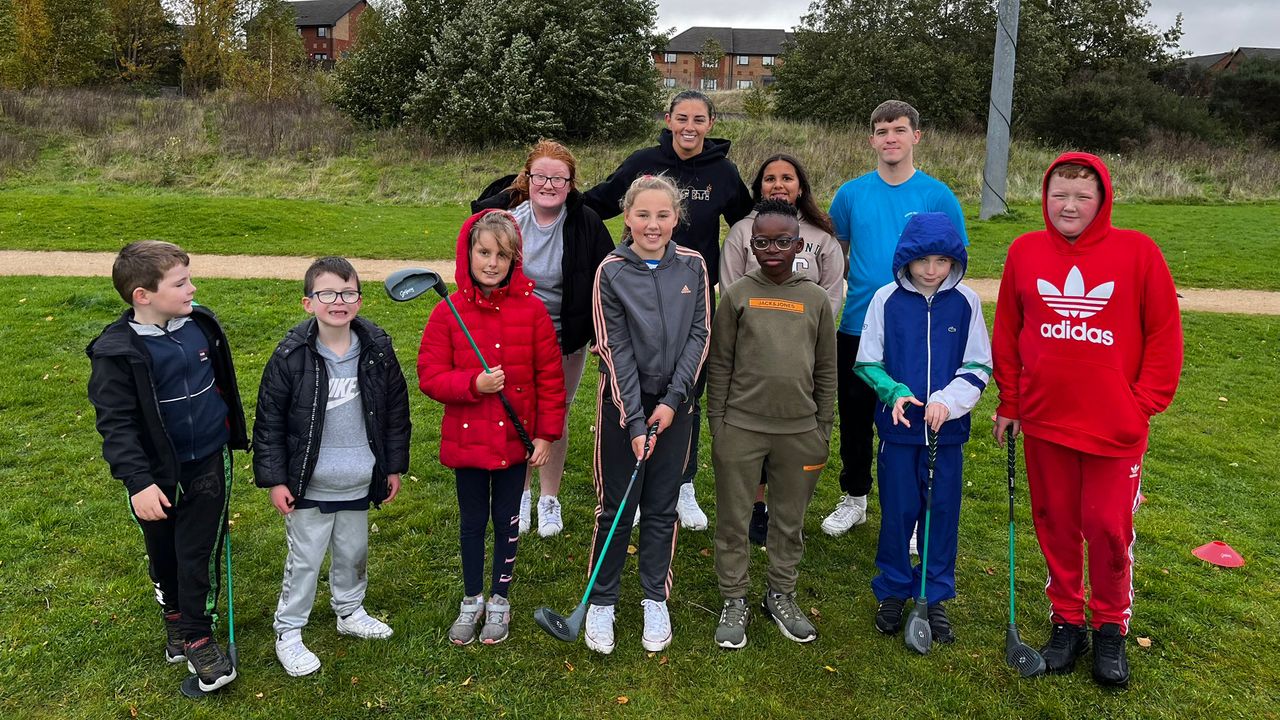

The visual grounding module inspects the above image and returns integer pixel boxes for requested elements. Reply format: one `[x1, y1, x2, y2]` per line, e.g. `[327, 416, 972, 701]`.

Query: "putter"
[180, 518, 237, 698]
[904, 428, 937, 655]
[533, 422, 660, 642]
[1005, 430, 1047, 677]
[385, 267, 535, 455]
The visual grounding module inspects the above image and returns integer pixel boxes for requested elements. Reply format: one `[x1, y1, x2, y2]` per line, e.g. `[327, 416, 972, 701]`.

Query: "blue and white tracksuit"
[854, 212, 992, 604]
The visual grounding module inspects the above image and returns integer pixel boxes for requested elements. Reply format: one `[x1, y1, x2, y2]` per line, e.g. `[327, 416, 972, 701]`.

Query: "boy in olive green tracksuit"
[708, 200, 838, 649]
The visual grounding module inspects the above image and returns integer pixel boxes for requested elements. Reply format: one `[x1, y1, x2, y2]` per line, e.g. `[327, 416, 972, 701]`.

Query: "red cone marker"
[1192, 541, 1244, 568]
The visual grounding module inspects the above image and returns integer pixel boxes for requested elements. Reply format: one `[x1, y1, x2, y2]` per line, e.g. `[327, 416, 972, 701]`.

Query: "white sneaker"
[585, 604, 616, 654]
[677, 483, 708, 530]
[336, 607, 393, 639]
[821, 494, 867, 536]
[275, 629, 321, 677]
[633, 506, 641, 527]
[641, 598, 673, 651]
[909, 528, 919, 556]
[519, 489, 532, 535]
[537, 495, 563, 537]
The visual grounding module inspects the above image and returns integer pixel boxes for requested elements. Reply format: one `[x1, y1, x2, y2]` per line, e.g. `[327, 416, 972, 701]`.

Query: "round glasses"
[750, 236, 799, 251]
[309, 290, 362, 304]
[529, 173, 571, 188]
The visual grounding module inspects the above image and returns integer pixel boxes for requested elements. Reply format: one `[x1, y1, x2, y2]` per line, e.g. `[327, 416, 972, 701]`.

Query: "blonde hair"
[469, 210, 523, 262]
[620, 174, 683, 241]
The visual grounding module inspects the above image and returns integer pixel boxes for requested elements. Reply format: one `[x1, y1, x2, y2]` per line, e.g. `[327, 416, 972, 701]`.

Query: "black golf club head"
[1006, 625, 1047, 677]
[533, 602, 586, 642]
[385, 267, 446, 302]
[904, 601, 932, 655]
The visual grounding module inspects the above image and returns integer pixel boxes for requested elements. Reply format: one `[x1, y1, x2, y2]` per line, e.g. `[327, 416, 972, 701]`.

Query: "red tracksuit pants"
[1024, 435, 1143, 634]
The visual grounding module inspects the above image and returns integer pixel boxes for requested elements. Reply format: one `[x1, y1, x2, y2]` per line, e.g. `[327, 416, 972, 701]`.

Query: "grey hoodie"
[306, 334, 375, 502]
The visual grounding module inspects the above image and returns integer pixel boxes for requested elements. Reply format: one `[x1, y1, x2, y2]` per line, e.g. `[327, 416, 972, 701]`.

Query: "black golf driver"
[180, 519, 237, 698]
[385, 267, 534, 455]
[1005, 429, 1047, 677]
[533, 422, 660, 642]
[904, 428, 938, 655]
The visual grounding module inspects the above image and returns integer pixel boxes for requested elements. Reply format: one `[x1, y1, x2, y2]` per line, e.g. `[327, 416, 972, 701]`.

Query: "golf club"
[180, 514, 237, 698]
[1005, 429, 1047, 677]
[385, 267, 535, 456]
[533, 422, 660, 642]
[904, 428, 938, 655]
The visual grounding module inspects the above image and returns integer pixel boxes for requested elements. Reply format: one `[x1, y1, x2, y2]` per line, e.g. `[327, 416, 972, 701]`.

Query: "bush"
[1210, 58, 1280, 146]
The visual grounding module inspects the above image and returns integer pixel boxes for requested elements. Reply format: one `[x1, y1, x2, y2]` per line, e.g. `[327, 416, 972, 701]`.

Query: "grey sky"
[655, 0, 1279, 56]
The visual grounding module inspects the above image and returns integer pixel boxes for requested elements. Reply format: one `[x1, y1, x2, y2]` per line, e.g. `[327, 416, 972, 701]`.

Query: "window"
[737, 55, 749, 66]
[762, 75, 776, 86]
[317, 27, 327, 37]
[737, 79, 753, 89]
[762, 56, 775, 66]
[700, 78, 718, 90]
[664, 53, 677, 63]
[663, 77, 677, 88]
[314, 53, 328, 60]
[701, 56, 719, 68]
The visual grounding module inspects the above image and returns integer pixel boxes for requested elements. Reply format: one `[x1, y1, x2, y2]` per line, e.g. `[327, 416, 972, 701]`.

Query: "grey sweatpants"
[273, 507, 370, 635]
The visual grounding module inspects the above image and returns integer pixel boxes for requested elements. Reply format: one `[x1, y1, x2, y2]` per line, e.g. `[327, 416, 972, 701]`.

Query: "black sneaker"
[1092, 623, 1130, 687]
[164, 612, 186, 663]
[185, 637, 236, 692]
[1040, 621, 1090, 674]
[928, 603, 955, 644]
[875, 597, 907, 634]
[748, 502, 769, 546]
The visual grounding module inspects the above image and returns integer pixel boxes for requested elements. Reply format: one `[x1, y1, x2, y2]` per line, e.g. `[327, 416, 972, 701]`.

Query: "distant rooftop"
[666, 27, 793, 56]
[285, 0, 364, 26]
[1183, 47, 1280, 68]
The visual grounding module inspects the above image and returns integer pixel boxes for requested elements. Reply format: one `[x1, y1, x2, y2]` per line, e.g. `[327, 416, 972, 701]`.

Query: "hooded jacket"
[721, 211, 845, 317]
[855, 212, 992, 446]
[417, 209, 567, 470]
[583, 129, 752, 286]
[252, 316, 411, 506]
[992, 152, 1183, 456]
[472, 179, 615, 354]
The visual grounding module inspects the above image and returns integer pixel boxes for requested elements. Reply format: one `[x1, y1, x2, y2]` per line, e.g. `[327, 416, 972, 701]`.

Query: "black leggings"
[455, 463, 527, 598]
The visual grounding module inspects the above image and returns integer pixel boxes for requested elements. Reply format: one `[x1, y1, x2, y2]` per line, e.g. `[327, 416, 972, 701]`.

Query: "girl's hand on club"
[130, 484, 171, 521]
[270, 484, 295, 515]
[632, 433, 656, 461]
[924, 402, 950, 432]
[892, 395, 923, 427]
[993, 415, 1021, 446]
[646, 403, 675, 434]
[384, 473, 401, 503]
[475, 365, 505, 394]
[528, 439, 552, 467]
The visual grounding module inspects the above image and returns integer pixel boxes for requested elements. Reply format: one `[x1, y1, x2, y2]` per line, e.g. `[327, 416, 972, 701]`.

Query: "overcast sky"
[656, 1, 1279, 57]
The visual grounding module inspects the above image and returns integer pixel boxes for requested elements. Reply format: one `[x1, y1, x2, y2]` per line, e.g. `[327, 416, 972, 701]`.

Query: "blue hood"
[892, 212, 968, 293]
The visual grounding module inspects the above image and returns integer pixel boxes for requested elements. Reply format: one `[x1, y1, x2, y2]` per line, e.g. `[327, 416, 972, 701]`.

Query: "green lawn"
[1, 276, 1277, 719]
[3, 191, 1280, 291]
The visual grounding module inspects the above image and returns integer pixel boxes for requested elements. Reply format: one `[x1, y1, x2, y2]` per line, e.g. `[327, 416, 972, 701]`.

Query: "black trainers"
[748, 502, 769, 546]
[928, 603, 955, 644]
[184, 637, 236, 692]
[875, 597, 907, 634]
[1092, 623, 1130, 687]
[1040, 621, 1090, 674]
[164, 612, 186, 663]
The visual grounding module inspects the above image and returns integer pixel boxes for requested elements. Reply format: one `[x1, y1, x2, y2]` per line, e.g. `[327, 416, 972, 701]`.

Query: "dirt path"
[3, 250, 1279, 316]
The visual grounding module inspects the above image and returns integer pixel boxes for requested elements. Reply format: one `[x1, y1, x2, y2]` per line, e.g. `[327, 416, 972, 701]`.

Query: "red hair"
[507, 139, 578, 206]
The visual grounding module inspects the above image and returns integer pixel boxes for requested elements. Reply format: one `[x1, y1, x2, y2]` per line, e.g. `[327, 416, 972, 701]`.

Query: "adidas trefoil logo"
[1129, 464, 1141, 479]
[1037, 266, 1113, 318]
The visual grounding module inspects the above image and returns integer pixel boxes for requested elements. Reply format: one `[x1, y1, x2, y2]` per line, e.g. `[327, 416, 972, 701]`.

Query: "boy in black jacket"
[253, 257, 411, 677]
[86, 240, 249, 693]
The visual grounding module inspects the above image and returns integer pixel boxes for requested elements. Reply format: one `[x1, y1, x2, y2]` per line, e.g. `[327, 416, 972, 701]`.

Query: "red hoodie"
[418, 209, 567, 470]
[992, 152, 1183, 456]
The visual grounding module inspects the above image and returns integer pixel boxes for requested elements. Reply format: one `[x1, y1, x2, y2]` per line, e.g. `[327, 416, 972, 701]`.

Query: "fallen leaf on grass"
[659, 655, 669, 665]
[617, 696, 629, 705]
[45, 316, 54, 322]
[461, 676, 473, 686]
[1137, 637, 1153, 648]
[564, 660, 574, 672]
[823, 665, 837, 673]
[371, 523, 380, 533]
[1218, 396, 1229, 402]
[699, 548, 711, 557]
[627, 544, 638, 555]
[983, 566, 995, 575]
[1161, 568, 1170, 574]
[255, 692, 265, 699]
[351, 676, 359, 685]
[809, 607, 821, 619]
[647, 652, 655, 658]
[129, 706, 138, 718]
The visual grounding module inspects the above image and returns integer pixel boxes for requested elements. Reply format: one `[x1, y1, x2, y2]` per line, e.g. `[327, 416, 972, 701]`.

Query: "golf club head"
[904, 602, 932, 655]
[533, 603, 585, 642]
[385, 267, 446, 302]
[1006, 625, 1047, 677]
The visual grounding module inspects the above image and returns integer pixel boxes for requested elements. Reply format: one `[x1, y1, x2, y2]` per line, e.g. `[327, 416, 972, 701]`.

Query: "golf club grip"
[498, 391, 536, 455]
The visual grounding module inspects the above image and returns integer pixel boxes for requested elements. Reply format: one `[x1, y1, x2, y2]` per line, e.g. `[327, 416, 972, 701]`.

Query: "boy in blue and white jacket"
[854, 212, 992, 643]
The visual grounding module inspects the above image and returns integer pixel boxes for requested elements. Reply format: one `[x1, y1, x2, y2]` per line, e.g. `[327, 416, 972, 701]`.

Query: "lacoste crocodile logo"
[1037, 266, 1114, 319]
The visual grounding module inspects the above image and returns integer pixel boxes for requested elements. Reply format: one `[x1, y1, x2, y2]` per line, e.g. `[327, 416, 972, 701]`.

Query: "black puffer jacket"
[252, 317, 411, 506]
[472, 178, 615, 354]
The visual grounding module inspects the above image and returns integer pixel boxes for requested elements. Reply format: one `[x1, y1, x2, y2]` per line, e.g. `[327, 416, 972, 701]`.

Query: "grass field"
[1, 275, 1277, 719]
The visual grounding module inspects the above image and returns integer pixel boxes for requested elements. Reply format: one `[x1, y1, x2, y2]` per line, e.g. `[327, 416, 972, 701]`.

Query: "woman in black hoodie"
[584, 90, 753, 531]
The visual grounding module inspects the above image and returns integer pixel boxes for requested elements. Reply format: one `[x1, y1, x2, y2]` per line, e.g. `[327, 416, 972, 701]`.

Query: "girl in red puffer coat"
[418, 209, 566, 646]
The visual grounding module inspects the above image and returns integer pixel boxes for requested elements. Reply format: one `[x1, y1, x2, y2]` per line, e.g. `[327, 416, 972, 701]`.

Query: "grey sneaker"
[715, 597, 750, 649]
[480, 595, 511, 645]
[449, 595, 485, 646]
[762, 589, 817, 643]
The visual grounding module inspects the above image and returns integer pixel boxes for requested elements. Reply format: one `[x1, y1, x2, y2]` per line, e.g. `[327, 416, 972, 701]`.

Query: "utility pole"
[980, 0, 1021, 219]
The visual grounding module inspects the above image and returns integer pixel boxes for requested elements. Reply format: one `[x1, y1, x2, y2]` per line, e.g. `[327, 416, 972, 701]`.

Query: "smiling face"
[869, 115, 920, 170]
[133, 262, 195, 325]
[469, 229, 514, 295]
[760, 159, 801, 204]
[750, 213, 802, 284]
[665, 99, 713, 160]
[528, 156, 572, 215]
[1045, 174, 1102, 242]
[302, 271, 362, 329]
[624, 189, 679, 260]
[907, 254, 954, 295]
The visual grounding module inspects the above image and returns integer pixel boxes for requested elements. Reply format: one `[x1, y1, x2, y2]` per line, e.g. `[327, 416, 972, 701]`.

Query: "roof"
[1237, 47, 1280, 62]
[286, 0, 364, 26]
[1183, 51, 1230, 69]
[1183, 47, 1280, 69]
[665, 27, 792, 56]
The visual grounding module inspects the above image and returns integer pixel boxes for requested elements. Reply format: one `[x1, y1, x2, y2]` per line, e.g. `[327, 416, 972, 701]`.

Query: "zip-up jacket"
[593, 238, 711, 439]
[855, 212, 992, 446]
[253, 316, 411, 505]
[86, 305, 249, 496]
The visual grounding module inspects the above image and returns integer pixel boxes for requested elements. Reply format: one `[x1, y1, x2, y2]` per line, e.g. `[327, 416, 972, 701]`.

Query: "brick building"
[655, 27, 792, 91]
[287, 0, 368, 62]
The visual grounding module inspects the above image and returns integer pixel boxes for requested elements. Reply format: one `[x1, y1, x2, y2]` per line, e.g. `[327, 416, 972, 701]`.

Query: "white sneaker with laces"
[336, 607, 393, 639]
[909, 528, 919, 556]
[641, 598, 673, 651]
[821, 494, 867, 536]
[518, 489, 532, 535]
[585, 604, 616, 654]
[677, 483, 708, 530]
[537, 495, 563, 537]
[275, 629, 321, 677]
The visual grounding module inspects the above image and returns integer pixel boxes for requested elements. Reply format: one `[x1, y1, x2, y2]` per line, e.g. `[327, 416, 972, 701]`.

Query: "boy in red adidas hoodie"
[992, 152, 1182, 687]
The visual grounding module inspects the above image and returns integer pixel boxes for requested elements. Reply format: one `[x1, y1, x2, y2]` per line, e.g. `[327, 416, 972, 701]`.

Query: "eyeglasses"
[529, 173, 571, 188]
[750, 236, 799, 251]
[309, 290, 362, 304]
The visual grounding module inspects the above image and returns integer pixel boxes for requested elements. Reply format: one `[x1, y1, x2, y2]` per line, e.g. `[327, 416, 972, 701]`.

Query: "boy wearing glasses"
[706, 200, 837, 648]
[253, 256, 411, 677]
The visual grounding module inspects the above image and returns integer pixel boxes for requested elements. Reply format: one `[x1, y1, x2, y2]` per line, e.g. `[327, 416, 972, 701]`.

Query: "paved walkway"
[2, 250, 1278, 315]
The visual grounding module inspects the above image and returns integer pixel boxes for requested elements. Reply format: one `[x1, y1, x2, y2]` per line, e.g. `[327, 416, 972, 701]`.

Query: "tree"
[1210, 59, 1280, 146]
[178, 0, 239, 94]
[237, 0, 306, 100]
[333, 0, 451, 127]
[1, 0, 111, 88]
[107, 0, 181, 85]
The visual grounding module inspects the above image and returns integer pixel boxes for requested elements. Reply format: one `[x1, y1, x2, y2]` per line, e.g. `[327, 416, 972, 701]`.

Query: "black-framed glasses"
[309, 290, 362, 304]
[750, 236, 799, 251]
[529, 173, 571, 188]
